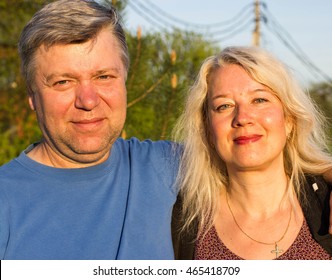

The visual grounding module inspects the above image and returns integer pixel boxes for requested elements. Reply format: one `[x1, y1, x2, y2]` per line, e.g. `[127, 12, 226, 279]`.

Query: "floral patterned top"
[194, 218, 332, 260]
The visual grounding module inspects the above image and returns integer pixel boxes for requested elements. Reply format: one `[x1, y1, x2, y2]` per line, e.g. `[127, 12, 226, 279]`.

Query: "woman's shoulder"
[302, 174, 332, 256]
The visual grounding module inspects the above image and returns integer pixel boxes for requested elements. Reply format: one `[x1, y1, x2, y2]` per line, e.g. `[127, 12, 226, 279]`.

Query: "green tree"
[308, 82, 332, 151]
[125, 29, 219, 140]
[0, 0, 52, 163]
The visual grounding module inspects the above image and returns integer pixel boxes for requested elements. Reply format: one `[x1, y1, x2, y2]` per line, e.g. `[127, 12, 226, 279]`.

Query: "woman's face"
[207, 64, 292, 173]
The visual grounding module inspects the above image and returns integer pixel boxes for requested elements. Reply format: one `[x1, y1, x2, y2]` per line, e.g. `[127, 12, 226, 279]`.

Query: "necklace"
[226, 192, 292, 258]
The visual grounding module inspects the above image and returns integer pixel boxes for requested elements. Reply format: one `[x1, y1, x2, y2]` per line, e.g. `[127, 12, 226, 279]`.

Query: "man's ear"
[28, 94, 36, 111]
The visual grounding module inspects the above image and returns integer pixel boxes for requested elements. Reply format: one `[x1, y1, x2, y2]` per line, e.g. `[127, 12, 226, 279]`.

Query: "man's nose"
[75, 82, 100, 110]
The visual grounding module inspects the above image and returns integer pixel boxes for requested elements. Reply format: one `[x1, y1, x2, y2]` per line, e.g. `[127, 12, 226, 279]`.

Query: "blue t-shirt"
[0, 138, 180, 260]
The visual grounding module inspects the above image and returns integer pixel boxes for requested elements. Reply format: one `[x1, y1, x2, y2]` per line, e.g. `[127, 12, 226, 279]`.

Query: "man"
[0, 0, 179, 259]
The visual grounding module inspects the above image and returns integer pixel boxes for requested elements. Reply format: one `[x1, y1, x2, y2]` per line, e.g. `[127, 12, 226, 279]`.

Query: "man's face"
[30, 28, 127, 167]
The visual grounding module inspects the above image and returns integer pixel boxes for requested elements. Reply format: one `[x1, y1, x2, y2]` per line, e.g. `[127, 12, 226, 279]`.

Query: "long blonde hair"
[173, 46, 332, 235]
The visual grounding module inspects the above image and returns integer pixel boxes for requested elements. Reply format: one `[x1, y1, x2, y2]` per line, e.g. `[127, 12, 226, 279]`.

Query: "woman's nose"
[232, 104, 254, 127]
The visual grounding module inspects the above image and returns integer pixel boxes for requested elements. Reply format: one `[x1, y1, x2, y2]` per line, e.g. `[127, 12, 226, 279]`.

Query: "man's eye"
[98, 75, 116, 80]
[54, 80, 69, 86]
[98, 75, 110, 80]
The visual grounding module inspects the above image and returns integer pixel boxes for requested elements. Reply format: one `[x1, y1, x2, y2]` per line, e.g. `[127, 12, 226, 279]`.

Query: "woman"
[172, 46, 332, 259]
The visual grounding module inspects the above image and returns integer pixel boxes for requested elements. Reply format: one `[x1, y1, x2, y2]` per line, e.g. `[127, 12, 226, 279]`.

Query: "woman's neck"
[226, 168, 290, 218]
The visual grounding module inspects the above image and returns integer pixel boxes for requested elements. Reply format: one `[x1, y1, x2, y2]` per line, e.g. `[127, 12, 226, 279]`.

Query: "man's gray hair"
[18, 0, 129, 93]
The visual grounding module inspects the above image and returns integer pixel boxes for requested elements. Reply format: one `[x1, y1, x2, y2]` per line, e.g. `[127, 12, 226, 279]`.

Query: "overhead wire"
[127, 0, 331, 83]
[128, 0, 256, 42]
[210, 15, 254, 43]
[143, 0, 254, 29]
[204, 7, 254, 35]
[127, 0, 170, 32]
[261, 5, 332, 83]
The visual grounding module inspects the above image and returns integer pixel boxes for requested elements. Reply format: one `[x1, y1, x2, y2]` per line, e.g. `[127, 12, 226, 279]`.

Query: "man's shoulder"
[0, 157, 22, 177]
[113, 137, 181, 190]
[115, 137, 175, 146]
[0, 145, 36, 175]
[114, 137, 180, 155]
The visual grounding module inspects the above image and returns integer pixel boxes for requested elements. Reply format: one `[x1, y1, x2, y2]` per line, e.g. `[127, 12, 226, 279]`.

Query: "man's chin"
[66, 150, 111, 166]
[67, 141, 113, 165]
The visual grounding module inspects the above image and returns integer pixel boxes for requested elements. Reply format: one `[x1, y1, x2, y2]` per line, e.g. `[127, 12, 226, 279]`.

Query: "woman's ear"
[204, 101, 215, 149]
[206, 117, 217, 150]
[285, 116, 294, 139]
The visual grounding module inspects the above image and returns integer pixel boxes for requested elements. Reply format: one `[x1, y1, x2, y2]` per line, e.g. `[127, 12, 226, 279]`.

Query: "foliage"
[308, 82, 332, 151]
[125, 29, 219, 140]
[0, 0, 51, 164]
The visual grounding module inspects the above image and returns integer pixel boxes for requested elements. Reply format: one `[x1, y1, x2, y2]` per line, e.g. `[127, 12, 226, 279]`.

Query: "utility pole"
[252, 0, 260, 46]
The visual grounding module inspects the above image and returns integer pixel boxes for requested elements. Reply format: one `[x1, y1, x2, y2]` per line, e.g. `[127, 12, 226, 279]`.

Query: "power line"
[202, 8, 254, 35]
[210, 16, 254, 43]
[127, 0, 172, 32]
[261, 5, 332, 83]
[128, 0, 256, 41]
[127, 0, 331, 83]
[129, 0, 179, 30]
[143, 0, 254, 29]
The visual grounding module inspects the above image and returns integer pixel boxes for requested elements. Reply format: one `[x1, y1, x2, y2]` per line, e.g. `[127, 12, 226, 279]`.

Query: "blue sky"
[123, 0, 332, 87]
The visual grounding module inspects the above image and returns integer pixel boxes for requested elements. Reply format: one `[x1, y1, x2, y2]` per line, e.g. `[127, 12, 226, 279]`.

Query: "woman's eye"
[253, 98, 268, 103]
[215, 103, 233, 111]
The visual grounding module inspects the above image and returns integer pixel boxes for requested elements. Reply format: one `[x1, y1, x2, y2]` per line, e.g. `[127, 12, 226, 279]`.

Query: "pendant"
[271, 243, 284, 258]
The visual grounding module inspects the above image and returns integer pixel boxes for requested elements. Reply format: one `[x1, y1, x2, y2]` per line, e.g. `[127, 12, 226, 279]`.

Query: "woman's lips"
[233, 135, 262, 145]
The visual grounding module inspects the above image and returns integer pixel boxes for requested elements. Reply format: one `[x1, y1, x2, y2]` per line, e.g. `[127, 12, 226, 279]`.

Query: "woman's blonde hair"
[173, 46, 332, 235]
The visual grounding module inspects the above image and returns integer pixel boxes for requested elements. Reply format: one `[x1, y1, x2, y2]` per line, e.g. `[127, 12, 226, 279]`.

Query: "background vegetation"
[0, 0, 331, 165]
